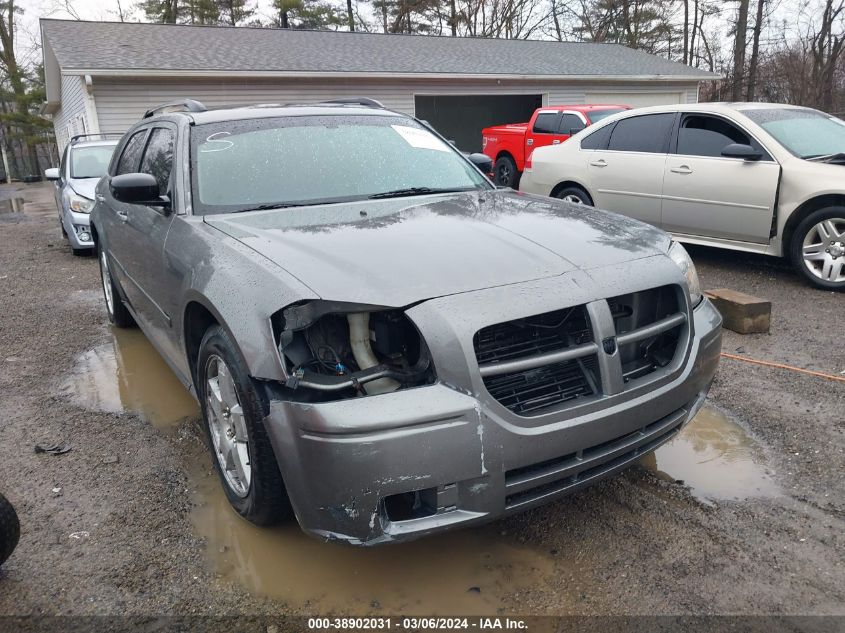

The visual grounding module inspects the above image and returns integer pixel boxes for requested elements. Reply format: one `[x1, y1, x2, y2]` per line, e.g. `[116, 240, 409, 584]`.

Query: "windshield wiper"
[230, 202, 304, 213]
[368, 186, 475, 199]
[804, 152, 845, 163]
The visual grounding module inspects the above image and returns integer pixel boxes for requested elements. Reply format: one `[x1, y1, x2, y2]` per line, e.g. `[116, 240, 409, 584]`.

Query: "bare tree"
[731, 0, 750, 100]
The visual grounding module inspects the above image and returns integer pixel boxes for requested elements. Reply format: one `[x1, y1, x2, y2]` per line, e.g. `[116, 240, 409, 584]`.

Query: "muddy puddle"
[60, 328, 199, 428]
[641, 405, 779, 503]
[191, 468, 557, 615]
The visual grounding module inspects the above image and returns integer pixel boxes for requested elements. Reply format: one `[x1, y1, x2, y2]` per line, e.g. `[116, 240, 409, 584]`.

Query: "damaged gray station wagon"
[91, 98, 722, 545]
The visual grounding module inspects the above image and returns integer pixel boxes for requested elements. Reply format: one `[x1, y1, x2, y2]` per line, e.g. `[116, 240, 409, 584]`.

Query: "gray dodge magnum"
[91, 98, 722, 545]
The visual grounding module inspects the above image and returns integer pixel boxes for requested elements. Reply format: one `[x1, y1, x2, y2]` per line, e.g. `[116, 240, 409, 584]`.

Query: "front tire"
[197, 325, 292, 526]
[790, 208, 845, 291]
[554, 185, 593, 206]
[97, 241, 135, 327]
[494, 156, 519, 188]
[0, 493, 20, 567]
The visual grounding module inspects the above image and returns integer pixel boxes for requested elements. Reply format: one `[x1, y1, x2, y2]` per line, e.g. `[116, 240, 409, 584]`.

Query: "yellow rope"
[720, 352, 845, 384]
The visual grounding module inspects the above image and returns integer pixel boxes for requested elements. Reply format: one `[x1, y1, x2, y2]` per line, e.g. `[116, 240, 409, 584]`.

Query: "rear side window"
[580, 124, 613, 150]
[533, 113, 559, 134]
[608, 114, 675, 153]
[139, 128, 175, 195]
[559, 113, 586, 135]
[115, 131, 147, 175]
[677, 115, 751, 157]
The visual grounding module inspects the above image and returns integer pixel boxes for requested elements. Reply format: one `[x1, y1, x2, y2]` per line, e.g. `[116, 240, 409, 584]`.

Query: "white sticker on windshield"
[391, 125, 451, 152]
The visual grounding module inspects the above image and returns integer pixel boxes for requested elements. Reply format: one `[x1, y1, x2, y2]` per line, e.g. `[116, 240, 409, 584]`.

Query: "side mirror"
[467, 152, 494, 175]
[721, 143, 762, 161]
[44, 168, 60, 180]
[110, 173, 169, 207]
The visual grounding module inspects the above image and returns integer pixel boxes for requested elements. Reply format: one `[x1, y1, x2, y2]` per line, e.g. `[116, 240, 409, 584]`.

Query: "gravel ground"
[0, 182, 841, 622]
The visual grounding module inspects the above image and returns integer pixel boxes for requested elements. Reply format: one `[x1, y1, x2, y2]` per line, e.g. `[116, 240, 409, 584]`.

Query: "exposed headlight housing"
[68, 193, 94, 214]
[668, 242, 702, 306]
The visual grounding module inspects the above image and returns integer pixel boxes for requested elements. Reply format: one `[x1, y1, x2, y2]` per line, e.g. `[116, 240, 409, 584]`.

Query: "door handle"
[116, 210, 128, 222]
[552, 140, 561, 145]
[96, 194, 105, 202]
[526, 139, 534, 146]
[670, 165, 693, 174]
[589, 159, 607, 167]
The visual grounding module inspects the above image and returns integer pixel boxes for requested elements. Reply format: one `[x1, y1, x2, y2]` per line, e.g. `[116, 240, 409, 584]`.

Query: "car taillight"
[482, 137, 488, 148]
[524, 151, 533, 171]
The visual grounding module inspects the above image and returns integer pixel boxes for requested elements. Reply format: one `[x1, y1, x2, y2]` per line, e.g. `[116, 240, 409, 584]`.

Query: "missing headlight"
[272, 303, 435, 401]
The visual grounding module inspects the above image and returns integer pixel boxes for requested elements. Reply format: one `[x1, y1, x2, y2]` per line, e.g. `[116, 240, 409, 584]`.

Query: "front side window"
[532, 113, 559, 134]
[70, 145, 115, 179]
[139, 128, 175, 195]
[743, 107, 845, 159]
[559, 113, 585, 135]
[191, 115, 491, 215]
[608, 114, 675, 154]
[115, 131, 148, 175]
[677, 115, 751, 158]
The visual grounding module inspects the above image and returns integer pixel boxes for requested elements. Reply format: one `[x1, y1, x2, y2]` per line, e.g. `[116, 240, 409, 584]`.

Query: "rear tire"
[0, 493, 20, 567]
[554, 185, 593, 206]
[97, 241, 136, 328]
[197, 325, 293, 526]
[494, 156, 519, 188]
[789, 207, 845, 291]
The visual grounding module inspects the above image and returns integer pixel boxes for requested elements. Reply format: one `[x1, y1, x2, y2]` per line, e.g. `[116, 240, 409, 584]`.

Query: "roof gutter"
[61, 68, 721, 82]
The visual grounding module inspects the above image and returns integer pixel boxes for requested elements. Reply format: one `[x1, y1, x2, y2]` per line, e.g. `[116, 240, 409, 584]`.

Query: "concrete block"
[704, 288, 771, 334]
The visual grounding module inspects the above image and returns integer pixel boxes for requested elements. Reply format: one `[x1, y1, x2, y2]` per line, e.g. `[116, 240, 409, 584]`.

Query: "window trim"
[604, 112, 678, 155]
[670, 112, 775, 162]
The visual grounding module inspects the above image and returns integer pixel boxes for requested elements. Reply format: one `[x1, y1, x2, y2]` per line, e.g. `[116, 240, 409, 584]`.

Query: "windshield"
[742, 107, 845, 158]
[191, 114, 491, 214]
[70, 145, 115, 179]
[588, 108, 628, 123]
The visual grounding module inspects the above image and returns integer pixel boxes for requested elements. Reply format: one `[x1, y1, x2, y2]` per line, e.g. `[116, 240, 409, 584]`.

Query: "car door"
[662, 113, 780, 243]
[100, 128, 150, 305]
[587, 113, 676, 226]
[525, 111, 562, 163]
[114, 126, 179, 346]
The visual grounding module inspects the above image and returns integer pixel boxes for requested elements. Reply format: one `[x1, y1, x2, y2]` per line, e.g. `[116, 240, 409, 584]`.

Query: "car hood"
[204, 190, 671, 306]
[68, 178, 100, 200]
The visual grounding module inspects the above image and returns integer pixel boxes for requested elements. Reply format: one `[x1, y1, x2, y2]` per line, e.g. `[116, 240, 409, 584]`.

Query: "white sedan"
[519, 102, 845, 291]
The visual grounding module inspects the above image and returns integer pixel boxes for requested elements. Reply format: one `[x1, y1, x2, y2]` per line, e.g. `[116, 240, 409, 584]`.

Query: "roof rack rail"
[320, 97, 385, 109]
[69, 133, 122, 144]
[143, 99, 207, 119]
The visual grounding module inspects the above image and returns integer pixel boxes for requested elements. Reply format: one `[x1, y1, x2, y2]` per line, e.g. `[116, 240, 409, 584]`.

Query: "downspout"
[83, 75, 101, 135]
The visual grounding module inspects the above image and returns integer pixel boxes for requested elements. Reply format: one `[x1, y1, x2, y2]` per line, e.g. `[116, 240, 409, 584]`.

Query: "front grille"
[473, 306, 600, 415]
[608, 285, 684, 383]
[474, 285, 687, 417]
[504, 404, 688, 509]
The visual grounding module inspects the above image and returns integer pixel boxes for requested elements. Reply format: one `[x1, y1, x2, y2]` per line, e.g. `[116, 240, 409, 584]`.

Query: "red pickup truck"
[482, 104, 630, 187]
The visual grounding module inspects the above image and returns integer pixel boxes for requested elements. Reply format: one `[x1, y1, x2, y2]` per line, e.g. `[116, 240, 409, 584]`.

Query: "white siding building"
[41, 19, 716, 152]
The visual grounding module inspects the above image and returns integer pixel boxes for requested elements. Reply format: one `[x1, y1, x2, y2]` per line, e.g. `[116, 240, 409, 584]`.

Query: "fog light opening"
[383, 487, 437, 522]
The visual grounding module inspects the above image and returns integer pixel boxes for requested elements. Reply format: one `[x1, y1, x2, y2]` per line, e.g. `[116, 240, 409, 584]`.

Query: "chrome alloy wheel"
[562, 194, 585, 204]
[100, 251, 115, 316]
[802, 218, 845, 283]
[205, 355, 251, 497]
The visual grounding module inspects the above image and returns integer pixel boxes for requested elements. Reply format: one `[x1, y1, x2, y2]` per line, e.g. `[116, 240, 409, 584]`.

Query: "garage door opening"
[415, 94, 542, 153]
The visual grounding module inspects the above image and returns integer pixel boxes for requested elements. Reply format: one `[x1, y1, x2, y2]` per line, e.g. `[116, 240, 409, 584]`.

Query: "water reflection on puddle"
[191, 468, 555, 615]
[641, 405, 779, 503]
[60, 328, 199, 428]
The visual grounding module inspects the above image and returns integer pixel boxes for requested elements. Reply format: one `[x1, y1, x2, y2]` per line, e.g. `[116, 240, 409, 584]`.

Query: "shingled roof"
[40, 19, 715, 80]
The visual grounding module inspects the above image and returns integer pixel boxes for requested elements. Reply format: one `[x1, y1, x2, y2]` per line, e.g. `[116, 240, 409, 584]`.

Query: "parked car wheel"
[97, 242, 136, 327]
[0, 493, 20, 567]
[494, 156, 519, 188]
[554, 185, 593, 206]
[197, 325, 293, 526]
[790, 207, 845, 291]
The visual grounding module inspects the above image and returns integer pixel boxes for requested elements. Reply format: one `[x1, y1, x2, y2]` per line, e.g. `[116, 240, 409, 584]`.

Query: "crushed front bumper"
[263, 293, 722, 545]
[62, 209, 95, 250]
